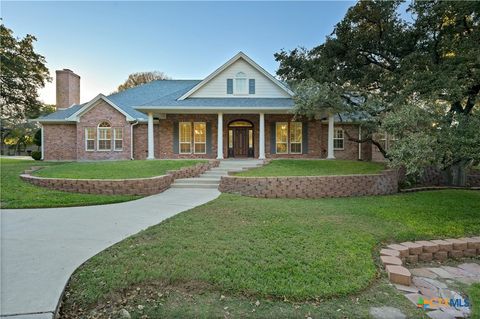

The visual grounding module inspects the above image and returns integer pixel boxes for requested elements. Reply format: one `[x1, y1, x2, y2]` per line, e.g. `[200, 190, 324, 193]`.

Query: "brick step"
[201, 171, 229, 176]
[170, 183, 219, 189]
[210, 167, 245, 172]
[174, 178, 220, 184]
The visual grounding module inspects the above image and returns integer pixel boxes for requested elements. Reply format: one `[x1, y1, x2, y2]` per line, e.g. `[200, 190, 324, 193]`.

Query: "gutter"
[130, 121, 139, 160]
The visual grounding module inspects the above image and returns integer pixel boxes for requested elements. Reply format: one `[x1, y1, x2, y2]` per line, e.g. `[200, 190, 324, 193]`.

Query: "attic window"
[234, 72, 247, 95]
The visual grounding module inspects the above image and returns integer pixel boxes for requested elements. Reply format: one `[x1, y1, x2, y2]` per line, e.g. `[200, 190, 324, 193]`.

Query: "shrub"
[31, 151, 42, 161]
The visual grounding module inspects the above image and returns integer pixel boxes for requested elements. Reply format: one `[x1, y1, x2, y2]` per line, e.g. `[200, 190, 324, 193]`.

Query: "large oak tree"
[0, 24, 52, 154]
[275, 0, 480, 185]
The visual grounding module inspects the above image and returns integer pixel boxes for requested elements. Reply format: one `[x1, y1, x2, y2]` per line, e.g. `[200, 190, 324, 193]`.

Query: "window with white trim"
[193, 122, 206, 154]
[113, 128, 123, 151]
[234, 72, 247, 95]
[333, 128, 344, 150]
[179, 122, 192, 154]
[85, 127, 95, 151]
[289, 122, 302, 154]
[276, 122, 288, 154]
[97, 122, 112, 151]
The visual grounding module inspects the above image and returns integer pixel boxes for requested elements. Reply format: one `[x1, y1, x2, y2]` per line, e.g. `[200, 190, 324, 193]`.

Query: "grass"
[60, 190, 480, 318]
[236, 159, 385, 177]
[470, 284, 480, 317]
[34, 159, 206, 179]
[0, 159, 140, 208]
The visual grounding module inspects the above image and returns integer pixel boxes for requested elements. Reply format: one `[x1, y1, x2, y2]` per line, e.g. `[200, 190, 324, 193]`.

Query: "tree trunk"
[445, 160, 469, 186]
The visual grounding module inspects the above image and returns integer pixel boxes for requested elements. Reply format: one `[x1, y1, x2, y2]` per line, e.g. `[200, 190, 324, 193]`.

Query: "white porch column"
[147, 112, 155, 160]
[217, 112, 224, 159]
[258, 112, 266, 159]
[327, 114, 335, 159]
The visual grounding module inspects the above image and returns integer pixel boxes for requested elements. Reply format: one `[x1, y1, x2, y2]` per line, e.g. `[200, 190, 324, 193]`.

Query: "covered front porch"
[140, 108, 339, 160]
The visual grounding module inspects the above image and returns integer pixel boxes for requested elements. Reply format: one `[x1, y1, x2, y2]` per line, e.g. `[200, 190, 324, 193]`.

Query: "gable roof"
[34, 53, 296, 123]
[65, 94, 136, 121]
[178, 52, 294, 100]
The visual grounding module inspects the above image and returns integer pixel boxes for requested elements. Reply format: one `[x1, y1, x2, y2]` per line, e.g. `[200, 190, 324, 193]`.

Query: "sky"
[2, 1, 354, 104]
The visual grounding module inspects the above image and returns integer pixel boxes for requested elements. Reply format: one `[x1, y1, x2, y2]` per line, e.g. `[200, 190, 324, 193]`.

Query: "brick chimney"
[56, 69, 80, 110]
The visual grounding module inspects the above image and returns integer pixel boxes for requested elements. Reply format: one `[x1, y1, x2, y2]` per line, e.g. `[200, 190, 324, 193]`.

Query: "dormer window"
[234, 72, 247, 95]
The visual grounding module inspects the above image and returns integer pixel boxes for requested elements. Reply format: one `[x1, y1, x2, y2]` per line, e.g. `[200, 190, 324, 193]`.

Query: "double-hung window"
[113, 128, 123, 151]
[275, 122, 288, 154]
[179, 122, 192, 154]
[85, 128, 95, 151]
[97, 122, 112, 151]
[289, 122, 302, 154]
[193, 122, 206, 154]
[333, 128, 344, 150]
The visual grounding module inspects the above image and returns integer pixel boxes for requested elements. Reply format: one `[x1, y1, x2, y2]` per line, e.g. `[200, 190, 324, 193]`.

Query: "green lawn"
[60, 190, 480, 318]
[34, 159, 206, 179]
[236, 159, 385, 177]
[0, 159, 140, 208]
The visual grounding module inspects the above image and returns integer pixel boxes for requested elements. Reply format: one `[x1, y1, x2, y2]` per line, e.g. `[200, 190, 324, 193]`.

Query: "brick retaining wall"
[21, 160, 219, 196]
[219, 169, 398, 198]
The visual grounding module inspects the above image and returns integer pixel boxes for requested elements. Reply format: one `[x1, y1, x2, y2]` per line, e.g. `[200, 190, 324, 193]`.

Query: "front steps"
[170, 159, 263, 189]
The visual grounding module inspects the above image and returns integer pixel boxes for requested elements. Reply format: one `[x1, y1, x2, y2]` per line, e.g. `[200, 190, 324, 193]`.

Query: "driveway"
[0, 188, 220, 318]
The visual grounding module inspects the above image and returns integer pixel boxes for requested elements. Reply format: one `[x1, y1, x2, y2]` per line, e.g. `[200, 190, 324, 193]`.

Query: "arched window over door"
[228, 120, 254, 158]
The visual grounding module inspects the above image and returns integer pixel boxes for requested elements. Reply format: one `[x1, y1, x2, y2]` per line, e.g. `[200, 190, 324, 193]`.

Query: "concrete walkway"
[0, 188, 220, 318]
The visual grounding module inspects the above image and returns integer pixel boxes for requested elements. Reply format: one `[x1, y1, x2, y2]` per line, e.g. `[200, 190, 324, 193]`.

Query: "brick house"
[35, 52, 388, 161]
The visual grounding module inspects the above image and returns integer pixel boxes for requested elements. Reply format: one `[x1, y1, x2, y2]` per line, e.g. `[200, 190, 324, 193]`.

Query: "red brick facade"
[43, 124, 77, 160]
[76, 100, 133, 160]
[219, 169, 399, 199]
[42, 100, 384, 161]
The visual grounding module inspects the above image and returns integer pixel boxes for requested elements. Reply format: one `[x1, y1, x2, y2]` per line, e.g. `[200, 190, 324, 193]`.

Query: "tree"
[1, 103, 54, 155]
[275, 0, 480, 185]
[116, 71, 170, 92]
[0, 24, 51, 126]
[0, 24, 52, 155]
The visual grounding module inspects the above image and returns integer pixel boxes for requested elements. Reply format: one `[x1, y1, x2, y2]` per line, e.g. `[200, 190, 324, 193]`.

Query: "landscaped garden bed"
[221, 159, 395, 198]
[1, 159, 210, 208]
[0, 159, 139, 208]
[33, 159, 207, 179]
[59, 189, 480, 318]
[235, 159, 385, 177]
[21, 159, 217, 196]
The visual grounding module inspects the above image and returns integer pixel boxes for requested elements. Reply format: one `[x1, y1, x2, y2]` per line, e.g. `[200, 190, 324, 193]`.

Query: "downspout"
[40, 124, 44, 160]
[358, 126, 362, 160]
[130, 121, 139, 160]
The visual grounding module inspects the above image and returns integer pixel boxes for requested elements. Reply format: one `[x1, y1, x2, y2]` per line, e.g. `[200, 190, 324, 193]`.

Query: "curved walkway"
[0, 187, 220, 318]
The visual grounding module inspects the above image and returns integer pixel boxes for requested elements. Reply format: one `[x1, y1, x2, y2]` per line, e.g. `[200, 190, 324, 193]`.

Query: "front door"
[233, 128, 249, 157]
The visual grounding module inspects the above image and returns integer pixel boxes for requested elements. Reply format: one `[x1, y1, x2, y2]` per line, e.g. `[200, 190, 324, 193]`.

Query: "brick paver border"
[381, 236, 480, 286]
